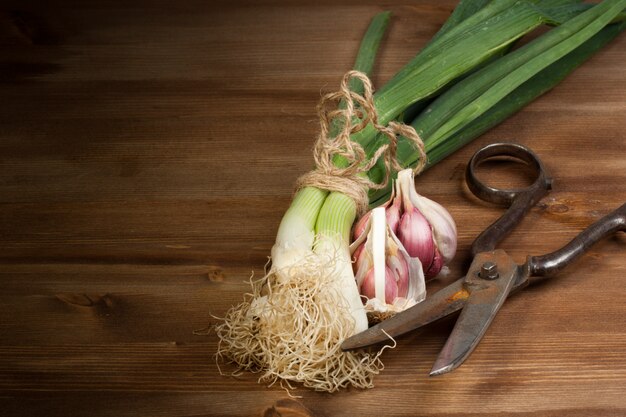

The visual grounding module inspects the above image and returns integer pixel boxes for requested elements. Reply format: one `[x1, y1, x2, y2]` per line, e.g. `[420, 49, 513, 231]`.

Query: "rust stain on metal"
[447, 288, 470, 303]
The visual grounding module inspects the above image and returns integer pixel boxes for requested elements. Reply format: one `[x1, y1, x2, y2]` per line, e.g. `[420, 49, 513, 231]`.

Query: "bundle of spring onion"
[216, 0, 626, 392]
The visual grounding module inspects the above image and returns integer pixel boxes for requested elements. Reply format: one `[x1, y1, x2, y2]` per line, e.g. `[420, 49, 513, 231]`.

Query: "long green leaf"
[411, 0, 624, 150]
[431, 0, 494, 43]
[366, 1, 625, 206]
[350, 11, 391, 95]
[400, 0, 602, 124]
[424, 20, 626, 167]
[342, 0, 558, 153]
[425, 0, 626, 151]
[400, 0, 497, 122]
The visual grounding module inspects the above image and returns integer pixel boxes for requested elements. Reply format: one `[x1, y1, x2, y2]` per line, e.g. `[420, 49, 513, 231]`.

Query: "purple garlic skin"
[397, 207, 436, 271]
[411, 195, 457, 263]
[360, 266, 398, 304]
[425, 248, 444, 279]
[353, 194, 402, 240]
[350, 170, 457, 312]
[385, 197, 402, 234]
[387, 252, 409, 298]
[353, 211, 371, 241]
[353, 169, 457, 283]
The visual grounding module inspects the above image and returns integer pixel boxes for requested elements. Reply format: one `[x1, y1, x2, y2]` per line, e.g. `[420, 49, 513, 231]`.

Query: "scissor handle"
[528, 203, 626, 277]
[466, 143, 553, 256]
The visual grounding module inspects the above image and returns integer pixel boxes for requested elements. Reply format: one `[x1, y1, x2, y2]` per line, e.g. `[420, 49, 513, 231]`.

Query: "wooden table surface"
[1, 1, 625, 416]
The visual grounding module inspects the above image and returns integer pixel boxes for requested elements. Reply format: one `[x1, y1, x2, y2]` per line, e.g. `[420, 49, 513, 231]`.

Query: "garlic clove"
[359, 268, 376, 300]
[425, 247, 444, 278]
[360, 266, 399, 304]
[387, 225, 426, 304]
[411, 194, 457, 263]
[353, 210, 371, 241]
[397, 170, 457, 263]
[387, 252, 409, 298]
[397, 206, 436, 270]
[354, 181, 401, 240]
[383, 266, 399, 303]
[385, 196, 402, 234]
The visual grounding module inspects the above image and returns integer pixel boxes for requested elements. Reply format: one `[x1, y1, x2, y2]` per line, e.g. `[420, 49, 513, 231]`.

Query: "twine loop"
[296, 70, 427, 215]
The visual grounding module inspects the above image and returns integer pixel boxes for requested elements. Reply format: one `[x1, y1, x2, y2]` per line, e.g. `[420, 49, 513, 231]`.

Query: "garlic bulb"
[350, 207, 425, 316]
[350, 169, 457, 317]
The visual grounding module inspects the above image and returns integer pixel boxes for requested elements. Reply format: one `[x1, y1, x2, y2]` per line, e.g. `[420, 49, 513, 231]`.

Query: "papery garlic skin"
[397, 170, 457, 263]
[387, 251, 409, 298]
[350, 207, 425, 316]
[352, 243, 365, 266]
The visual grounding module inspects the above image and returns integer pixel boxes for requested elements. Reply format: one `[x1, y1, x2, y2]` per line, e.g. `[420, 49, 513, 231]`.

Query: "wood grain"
[0, 1, 625, 416]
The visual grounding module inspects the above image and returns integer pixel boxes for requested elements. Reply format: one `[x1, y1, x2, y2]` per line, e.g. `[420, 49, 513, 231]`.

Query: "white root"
[215, 250, 390, 392]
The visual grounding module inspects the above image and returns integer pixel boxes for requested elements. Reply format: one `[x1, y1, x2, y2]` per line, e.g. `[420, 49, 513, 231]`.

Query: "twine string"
[296, 70, 427, 215]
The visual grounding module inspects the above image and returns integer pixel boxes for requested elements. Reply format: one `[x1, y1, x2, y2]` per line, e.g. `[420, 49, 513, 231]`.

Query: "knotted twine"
[295, 71, 428, 216]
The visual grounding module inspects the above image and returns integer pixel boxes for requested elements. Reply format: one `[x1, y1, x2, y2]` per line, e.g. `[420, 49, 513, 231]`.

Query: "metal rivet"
[479, 262, 499, 280]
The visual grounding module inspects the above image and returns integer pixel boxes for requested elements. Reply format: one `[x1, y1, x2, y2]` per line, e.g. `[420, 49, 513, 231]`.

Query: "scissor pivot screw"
[479, 262, 499, 280]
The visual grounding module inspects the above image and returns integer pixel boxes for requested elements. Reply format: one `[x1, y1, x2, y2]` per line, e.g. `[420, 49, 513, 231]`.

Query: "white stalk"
[271, 187, 328, 276]
[315, 192, 369, 334]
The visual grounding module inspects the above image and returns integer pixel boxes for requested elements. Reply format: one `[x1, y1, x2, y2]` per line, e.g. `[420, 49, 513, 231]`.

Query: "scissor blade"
[342, 278, 470, 351]
[429, 261, 519, 376]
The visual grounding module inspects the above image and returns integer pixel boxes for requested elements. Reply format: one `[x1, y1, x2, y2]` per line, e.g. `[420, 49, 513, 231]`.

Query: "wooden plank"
[0, 0, 625, 416]
[0, 189, 623, 265]
[0, 259, 623, 416]
[0, 109, 624, 204]
[0, 255, 624, 344]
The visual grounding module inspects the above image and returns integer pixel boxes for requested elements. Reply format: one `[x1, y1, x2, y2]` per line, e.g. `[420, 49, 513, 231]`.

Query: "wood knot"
[547, 203, 569, 214]
[539, 198, 570, 215]
[208, 268, 225, 282]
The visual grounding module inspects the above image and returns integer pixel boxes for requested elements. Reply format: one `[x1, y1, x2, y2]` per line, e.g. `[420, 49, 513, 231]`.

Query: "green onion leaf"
[367, 0, 626, 206]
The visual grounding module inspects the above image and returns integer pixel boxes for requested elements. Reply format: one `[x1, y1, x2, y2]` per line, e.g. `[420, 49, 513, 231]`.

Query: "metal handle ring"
[465, 142, 552, 206]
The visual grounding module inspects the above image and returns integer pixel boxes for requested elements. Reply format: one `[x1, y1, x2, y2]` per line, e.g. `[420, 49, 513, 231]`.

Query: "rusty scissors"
[342, 142, 626, 376]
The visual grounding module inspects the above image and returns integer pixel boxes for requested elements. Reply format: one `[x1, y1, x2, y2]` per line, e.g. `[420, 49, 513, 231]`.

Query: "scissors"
[342, 142, 626, 376]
